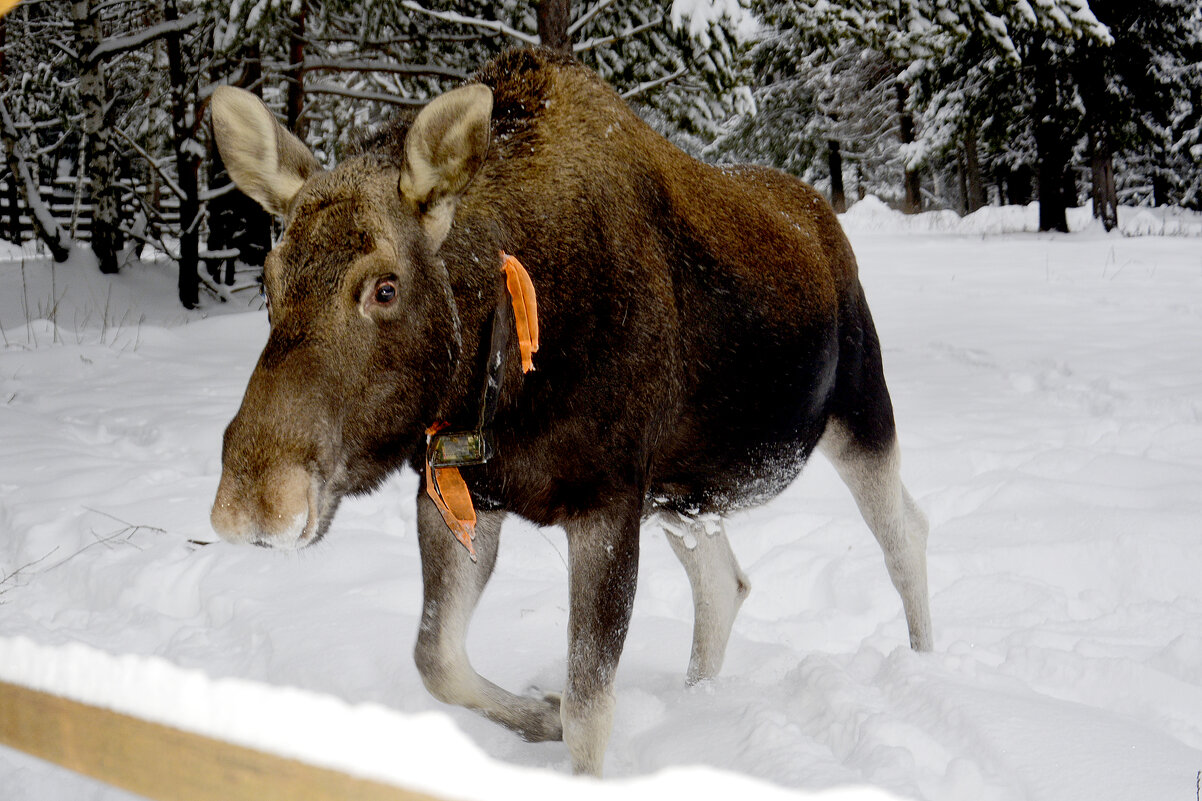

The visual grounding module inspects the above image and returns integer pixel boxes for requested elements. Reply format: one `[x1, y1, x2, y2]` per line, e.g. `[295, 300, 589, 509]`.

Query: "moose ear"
[400, 84, 493, 249]
[211, 86, 321, 217]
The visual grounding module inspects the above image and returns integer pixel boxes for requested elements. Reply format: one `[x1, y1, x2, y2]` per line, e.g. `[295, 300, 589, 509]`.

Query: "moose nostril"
[211, 465, 314, 548]
[210, 493, 250, 543]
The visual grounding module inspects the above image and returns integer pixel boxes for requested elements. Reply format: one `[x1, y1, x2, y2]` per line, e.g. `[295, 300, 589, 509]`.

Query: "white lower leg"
[820, 424, 933, 651]
[562, 689, 615, 776]
[663, 514, 751, 682]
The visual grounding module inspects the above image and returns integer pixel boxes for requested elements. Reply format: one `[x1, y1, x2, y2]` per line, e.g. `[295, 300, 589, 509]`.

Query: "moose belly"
[648, 332, 839, 516]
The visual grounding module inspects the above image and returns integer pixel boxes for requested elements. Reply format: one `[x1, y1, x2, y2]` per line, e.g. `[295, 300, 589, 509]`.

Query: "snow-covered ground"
[2, 200, 1201, 800]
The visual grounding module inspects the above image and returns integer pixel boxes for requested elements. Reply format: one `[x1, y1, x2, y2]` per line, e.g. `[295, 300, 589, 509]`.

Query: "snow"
[671, 0, 759, 42]
[3, 199, 1202, 800]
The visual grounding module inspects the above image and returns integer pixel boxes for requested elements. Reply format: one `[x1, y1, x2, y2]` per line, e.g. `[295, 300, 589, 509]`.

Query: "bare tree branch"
[111, 126, 186, 203]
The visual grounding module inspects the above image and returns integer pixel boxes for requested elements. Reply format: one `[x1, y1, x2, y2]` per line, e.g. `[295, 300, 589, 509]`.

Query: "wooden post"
[0, 681, 451, 801]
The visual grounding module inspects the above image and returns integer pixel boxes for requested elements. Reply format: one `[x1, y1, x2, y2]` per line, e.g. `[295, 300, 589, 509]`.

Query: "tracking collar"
[426, 252, 538, 560]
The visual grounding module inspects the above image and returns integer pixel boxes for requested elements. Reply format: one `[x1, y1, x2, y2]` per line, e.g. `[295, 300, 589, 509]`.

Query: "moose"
[209, 48, 931, 776]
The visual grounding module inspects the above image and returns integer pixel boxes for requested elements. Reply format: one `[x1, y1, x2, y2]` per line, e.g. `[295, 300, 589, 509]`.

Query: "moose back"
[209, 48, 931, 776]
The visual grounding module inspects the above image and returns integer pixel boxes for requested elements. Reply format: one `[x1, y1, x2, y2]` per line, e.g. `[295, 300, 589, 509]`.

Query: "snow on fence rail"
[0, 637, 898, 801]
[0, 681, 441, 801]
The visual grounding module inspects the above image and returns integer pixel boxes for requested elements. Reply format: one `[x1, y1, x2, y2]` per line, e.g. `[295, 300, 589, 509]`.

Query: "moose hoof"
[512, 690, 563, 742]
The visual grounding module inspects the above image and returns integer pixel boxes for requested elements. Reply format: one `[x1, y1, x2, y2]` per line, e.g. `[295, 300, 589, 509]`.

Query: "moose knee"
[414, 637, 471, 705]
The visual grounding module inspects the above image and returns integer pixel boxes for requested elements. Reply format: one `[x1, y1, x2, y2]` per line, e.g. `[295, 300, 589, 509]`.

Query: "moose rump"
[209, 48, 931, 777]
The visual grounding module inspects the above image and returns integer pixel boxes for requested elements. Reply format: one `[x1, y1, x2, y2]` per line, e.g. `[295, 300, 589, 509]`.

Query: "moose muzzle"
[210, 463, 319, 550]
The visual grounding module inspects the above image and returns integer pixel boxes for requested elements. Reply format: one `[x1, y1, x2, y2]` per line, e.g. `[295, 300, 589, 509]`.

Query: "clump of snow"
[671, 0, 759, 41]
[2, 215, 1202, 800]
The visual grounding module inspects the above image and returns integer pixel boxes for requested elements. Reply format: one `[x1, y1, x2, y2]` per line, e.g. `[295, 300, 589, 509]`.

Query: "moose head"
[208, 83, 493, 548]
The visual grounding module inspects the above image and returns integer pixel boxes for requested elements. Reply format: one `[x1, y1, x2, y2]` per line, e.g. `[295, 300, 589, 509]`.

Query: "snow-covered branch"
[399, 2, 538, 46]
[568, 0, 619, 36]
[301, 58, 468, 81]
[199, 183, 237, 203]
[621, 67, 687, 100]
[88, 14, 200, 64]
[304, 83, 428, 107]
[574, 17, 664, 53]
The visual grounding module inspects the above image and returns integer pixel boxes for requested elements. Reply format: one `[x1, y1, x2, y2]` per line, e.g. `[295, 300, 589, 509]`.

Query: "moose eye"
[373, 278, 398, 306]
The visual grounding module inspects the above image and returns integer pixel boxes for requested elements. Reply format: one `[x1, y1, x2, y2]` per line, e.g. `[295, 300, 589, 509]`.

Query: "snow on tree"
[720, 0, 1117, 219]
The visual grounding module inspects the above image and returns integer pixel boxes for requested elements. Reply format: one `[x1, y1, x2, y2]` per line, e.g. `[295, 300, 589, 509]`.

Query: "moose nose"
[210, 465, 313, 549]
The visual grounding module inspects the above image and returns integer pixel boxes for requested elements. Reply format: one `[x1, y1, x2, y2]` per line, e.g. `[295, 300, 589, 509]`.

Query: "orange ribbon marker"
[425, 253, 540, 560]
[425, 424, 478, 561]
[501, 252, 539, 373]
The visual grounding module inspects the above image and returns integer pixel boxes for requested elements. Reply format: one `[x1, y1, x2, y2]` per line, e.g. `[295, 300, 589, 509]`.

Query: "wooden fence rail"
[0, 680, 447, 801]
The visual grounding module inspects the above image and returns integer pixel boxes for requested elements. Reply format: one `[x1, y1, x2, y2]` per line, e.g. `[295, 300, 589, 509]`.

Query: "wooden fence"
[0, 680, 447, 801]
[0, 178, 180, 245]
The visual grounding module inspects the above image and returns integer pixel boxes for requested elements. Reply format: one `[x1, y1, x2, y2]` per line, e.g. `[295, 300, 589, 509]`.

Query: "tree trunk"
[287, 0, 308, 137]
[1005, 165, 1033, 206]
[537, 0, 572, 53]
[1088, 128, 1117, 231]
[1152, 170, 1170, 207]
[1062, 165, 1078, 208]
[164, 0, 200, 309]
[895, 79, 921, 214]
[963, 124, 986, 213]
[1033, 57, 1068, 233]
[956, 151, 969, 214]
[827, 139, 846, 213]
[74, 0, 125, 273]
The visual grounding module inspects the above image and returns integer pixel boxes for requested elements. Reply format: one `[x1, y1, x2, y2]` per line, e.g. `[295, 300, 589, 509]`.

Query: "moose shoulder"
[209, 48, 931, 777]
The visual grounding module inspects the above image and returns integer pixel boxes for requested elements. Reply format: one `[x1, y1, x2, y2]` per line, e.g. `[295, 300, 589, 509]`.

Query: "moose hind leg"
[413, 496, 562, 742]
[819, 421, 933, 651]
[662, 513, 750, 683]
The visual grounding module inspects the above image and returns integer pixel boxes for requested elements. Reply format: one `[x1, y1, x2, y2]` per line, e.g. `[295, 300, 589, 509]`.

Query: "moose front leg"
[561, 502, 641, 776]
[413, 494, 563, 741]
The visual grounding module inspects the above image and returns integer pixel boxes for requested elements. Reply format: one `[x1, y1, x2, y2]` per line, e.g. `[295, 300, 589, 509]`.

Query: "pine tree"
[726, 0, 1113, 219]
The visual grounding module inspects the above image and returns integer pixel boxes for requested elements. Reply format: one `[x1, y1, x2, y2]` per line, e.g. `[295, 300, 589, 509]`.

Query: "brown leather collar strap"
[425, 252, 539, 560]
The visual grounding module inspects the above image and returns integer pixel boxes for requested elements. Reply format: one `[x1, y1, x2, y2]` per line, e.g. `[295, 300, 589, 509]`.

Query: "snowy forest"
[1, 0, 1200, 308]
